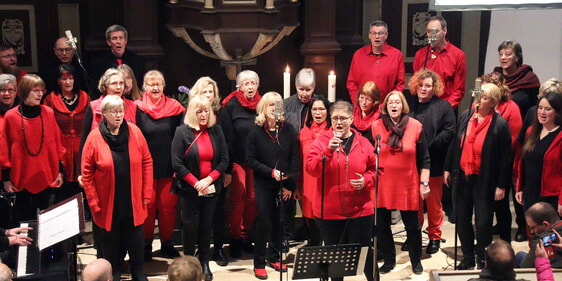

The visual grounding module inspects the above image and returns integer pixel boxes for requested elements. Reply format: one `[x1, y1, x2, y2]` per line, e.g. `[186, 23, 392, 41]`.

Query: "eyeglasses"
[331, 116, 351, 123]
[146, 83, 163, 89]
[0, 53, 16, 59]
[108, 110, 125, 116]
[387, 101, 402, 105]
[311, 108, 326, 113]
[108, 81, 125, 87]
[527, 223, 540, 232]
[54, 48, 74, 54]
[0, 88, 16, 94]
[369, 31, 387, 36]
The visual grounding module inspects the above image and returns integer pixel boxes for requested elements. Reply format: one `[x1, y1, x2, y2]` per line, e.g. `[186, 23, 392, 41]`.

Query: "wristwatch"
[421, 181, 429, 186]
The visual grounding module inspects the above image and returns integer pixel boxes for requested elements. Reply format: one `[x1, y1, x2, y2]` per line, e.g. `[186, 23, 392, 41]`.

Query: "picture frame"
[0, 5, 38, 73]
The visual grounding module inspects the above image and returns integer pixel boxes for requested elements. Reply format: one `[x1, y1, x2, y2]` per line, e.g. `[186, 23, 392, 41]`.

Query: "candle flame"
[285, 65, 290, 73]
[330, 70, 335, 75]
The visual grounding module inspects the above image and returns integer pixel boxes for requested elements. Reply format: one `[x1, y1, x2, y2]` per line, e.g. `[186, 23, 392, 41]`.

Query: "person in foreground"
[81, 95, 153, 281]
[83, 258, 113, 281]
[167, 256, 203, 281]
[0, 262, 12, 281]
[467, 240, 527, 281]
[306, 100, 377, 281]
[534, 231, 559, 281]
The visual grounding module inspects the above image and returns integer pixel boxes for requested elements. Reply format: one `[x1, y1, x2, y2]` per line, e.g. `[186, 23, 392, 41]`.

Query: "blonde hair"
[381, 91, 410, 115]
[189, 76, 221, 112]
[184, 94, 216, 129]
[255, 92, 283, 126]
[117, 64, 142, 100]
[18, 74, 45, 101]
[481, 83, 502, 105]
[98, 68, 124, 94]
[100, 94, 125, 114]
[142, 70, 166, 91]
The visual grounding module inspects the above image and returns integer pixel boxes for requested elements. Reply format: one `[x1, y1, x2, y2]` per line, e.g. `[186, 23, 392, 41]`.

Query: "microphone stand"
[274, 114, 286, 281]
[372, 136, 381, 281]
[69, 38, 94, 98]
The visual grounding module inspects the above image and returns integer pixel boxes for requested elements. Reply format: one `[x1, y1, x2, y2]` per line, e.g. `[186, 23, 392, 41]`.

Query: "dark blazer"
[171, 124, 229, 196]
[445, 110, 512, 193]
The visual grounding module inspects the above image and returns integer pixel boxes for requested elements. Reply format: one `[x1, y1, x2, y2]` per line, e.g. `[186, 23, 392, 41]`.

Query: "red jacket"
[44, 91, 90, 181]
[81, 122, 154, 231]
[517, 129, 562, 205]
[306, 128, 377, 219]
[4, 105, 66, 193]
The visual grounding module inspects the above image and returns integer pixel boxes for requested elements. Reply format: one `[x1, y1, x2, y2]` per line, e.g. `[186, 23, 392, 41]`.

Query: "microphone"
[472, 78, 482, 118]
[375, 134, 381, 155]
[65, 30, 78, 50]
[334, 131, 342, 152]
[273, 99, 284, 121]
[427, 28, 438, 45]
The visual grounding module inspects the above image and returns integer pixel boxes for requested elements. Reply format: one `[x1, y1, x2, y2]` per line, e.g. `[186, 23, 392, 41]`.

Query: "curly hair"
[408, 69, 444, 98]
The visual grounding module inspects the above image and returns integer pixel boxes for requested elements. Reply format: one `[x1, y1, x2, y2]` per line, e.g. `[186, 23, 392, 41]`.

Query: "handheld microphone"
[65, 30, 78, 50]
[472, 78, 482, 118]
[334, 131, 342, 152]
[375, 134, 381, 155]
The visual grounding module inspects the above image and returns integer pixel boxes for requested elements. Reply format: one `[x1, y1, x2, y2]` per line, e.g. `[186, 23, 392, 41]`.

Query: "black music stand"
[293, 244, 367, 281]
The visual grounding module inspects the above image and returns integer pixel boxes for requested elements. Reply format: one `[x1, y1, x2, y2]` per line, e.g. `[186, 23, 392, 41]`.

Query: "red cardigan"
[306, 128, 377, 219]
[81, 122, 154, 231]
[517, 129, 562, 205]
[4, 105, 66, 193]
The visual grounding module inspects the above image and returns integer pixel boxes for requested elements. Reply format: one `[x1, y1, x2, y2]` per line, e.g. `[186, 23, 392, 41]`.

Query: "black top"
[409, 95, 456, 177]
[522, 127, 562, 206]
[220, 97, 257, 167]
[246, 122, 300, 191]
[99, 120, 132, 222]
[90, 49, 145, 99]
[136, 111, 183, 178]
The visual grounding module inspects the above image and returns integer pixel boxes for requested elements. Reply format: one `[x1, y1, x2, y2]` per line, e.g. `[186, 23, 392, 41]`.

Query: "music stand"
[293, 244, 367, 281]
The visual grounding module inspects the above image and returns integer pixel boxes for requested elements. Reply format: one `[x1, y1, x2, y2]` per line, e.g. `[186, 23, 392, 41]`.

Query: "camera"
[541, 233, 557, 247]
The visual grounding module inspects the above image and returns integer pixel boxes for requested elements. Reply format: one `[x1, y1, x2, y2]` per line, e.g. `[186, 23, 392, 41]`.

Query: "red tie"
[116, 59, 122, 66]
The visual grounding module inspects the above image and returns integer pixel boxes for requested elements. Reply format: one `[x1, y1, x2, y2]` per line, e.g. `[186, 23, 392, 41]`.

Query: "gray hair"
[295, 68, 315, 88]
[0, 74, 16, 88]
[98, 68, 125, 94]
[105, 24, 128, 41]
[236, 70, 260, 89]
[329, 100, 353, 116]
[369, 20, 388, 33]
[100, 94, 125, 114]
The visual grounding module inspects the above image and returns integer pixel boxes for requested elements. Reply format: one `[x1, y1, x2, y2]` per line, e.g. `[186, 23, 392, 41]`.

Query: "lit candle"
[284, 65, 290, 99]
[328, 71, 336, 102]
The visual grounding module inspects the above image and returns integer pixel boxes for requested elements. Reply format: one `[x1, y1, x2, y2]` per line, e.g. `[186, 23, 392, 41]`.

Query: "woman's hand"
[350, 173, 364, 190]
[494, 187, 505, 201]
[536, 239, 548, 258]
[223, 173, 232, 187]
[551, 229, 562, 251]
[328, 135, 342, 151]
[293, 189, 302, 200]
[420, 184, 430, 200]
[77, 175, 84, 187]
[3, 181, 17, 193]
[443, 171, 450, 187]
[281, 188, 292, 201]
[5, 227, 32, 237]
[51, 173, 63, 188]
[194, 176, 213, 194]
[515, 191, 524, 205]
[273, 169, 288, 181]
[8, 234, 32, 246]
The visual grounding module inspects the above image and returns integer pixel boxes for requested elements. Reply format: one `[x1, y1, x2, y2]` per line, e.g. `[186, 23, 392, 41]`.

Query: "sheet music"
[37, 198, 80, 250]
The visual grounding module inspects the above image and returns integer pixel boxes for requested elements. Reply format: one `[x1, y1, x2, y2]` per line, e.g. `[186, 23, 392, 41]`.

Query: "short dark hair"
[429, 15, 447, 30]
[526, 202, 560, 227]
[498, 40, 523, 66]
[18, 74, 45, 102]
[56, 64, 78, 94]
[0, 44, 13, 52]
[369, 20, 388, 33]
[484, 240, 516, 280]
[305, 95, 331, 128]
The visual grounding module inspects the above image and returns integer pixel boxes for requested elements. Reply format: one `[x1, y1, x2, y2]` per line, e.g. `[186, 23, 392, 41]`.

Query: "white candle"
[284, 65, 290, 99]
[204, 0, 214, 9]
[328, 71, 336, 102]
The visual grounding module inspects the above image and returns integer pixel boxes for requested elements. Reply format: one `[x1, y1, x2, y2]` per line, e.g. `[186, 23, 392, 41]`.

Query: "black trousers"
[253, 186, 282, 268]
[180, 192, 218, 262]
[14, 188, 52, 223]
[493, 180, 513, 242]
[316, 215, 374, 281]
[98, 219, 147, 281]
[377, 208, 421, 265]
[457, 173, 494, 262]
[212, 187, 227, 251]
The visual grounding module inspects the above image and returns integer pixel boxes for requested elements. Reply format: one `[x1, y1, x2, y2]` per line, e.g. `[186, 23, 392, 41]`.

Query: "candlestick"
[328, 71, 336, 102]
[284, 65, 290, 99]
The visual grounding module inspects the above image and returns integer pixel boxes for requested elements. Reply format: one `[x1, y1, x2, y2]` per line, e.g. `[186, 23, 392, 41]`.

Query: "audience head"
[189, 76, 220, 112]
[539, 78, 562, 98]
[117, 64, 141, 100]
[0, 73, 17, 107]
[481, 72, 510, 103]
[295, 68, 315, 104]
[498, 40, 523, 70]
[409, 69, 444, 103]
[56, 63, 77, 94]
[0, 262, 12, 281]
[255, 91, 283, 126]
[167, 255, 203, 281]
[0, 44, 18, 75]
[18, 74, 45, 107]
[82, 258, 113, 281]
[53, 37, 75, 64]
[236, 70, 259, 100]
[185, 94, 215, 130]
[356, 81, 381, 113]
[98, 68, 125, 97]
[525, 202, 560, 236]
[484, 240, 516, 280]
[306, 95, 331, 128]
[105, 25, 128, 57]
[368, 20, 388, 50]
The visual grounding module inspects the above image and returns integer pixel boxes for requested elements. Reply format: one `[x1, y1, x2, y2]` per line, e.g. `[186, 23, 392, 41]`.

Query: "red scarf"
[353, 105, 381, 132]
[47, 90, 90, 114]
[221, 90, 261, 110]
[460, 112, 493, 175]
[309, 121, 329, 139]
[493, 65, 540, 93]
[135, 92, 185, 119]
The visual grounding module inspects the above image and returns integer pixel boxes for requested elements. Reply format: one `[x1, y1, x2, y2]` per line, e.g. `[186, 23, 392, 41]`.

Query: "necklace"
[61, 94, 78, 105]
[19, 107, 44, 156]
[543, 125, 560, 134]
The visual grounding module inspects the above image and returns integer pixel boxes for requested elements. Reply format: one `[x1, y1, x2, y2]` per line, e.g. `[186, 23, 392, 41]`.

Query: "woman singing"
[372, 91, 430, 274]
[307, 100, 377, 281]
[352, 81, 381, 138]
[81, 95, 153, 281]
[171, 95, 228, 281]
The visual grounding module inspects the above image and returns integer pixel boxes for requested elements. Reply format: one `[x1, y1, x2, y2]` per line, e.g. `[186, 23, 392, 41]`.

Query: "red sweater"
[347, 43, 405, 104]
[4, 105, 66, 193]
[44, 91, 90, 181]
[413, 42, 466, 109]
[81, 122, 154, 231]
[306, 128, 377, 219]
